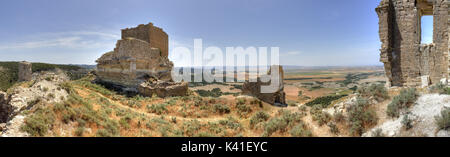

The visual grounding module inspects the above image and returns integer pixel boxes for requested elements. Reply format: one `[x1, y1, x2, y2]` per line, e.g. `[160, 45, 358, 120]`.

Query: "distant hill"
[69, 64, 96, 69]
[0, 62, 84, 91]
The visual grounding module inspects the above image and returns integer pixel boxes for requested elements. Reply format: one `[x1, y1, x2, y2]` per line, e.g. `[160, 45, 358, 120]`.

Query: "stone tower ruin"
[18, 61, 32, 82]
[95, 22, 188, 97]
[376, 0, 449, 87]
[96, 23, 173, 90]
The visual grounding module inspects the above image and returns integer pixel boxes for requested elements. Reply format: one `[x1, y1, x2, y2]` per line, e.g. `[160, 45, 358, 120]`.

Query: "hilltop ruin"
[242, 65, 286, 106]
[95, 23, 187, 97]
[376, 0, 449, 87]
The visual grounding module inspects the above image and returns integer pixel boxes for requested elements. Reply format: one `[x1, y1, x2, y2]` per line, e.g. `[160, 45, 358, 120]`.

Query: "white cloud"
[0, 31, 119, 50]
[281, 51, 301, 56]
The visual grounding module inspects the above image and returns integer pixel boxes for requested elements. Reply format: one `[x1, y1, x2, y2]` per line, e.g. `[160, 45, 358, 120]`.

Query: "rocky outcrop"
[242, 65, 286, 106]
[138, 78, 188, 98]
[363, 94, 450, 137]
[18, 61, 32, 82]
[376, 0, 449, 87]
[96, 23, 173, 91]
[1, 71, 69, 137]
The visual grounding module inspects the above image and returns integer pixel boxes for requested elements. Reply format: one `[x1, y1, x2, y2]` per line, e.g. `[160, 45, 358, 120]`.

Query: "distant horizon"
[0, 60, 384, 68]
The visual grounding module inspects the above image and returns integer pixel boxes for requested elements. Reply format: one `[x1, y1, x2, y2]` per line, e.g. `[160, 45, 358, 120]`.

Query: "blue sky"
[0, 0, 431, 66]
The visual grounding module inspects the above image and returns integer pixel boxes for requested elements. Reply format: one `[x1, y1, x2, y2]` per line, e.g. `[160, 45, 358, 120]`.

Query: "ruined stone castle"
[376, 0, 449, 87]
[96, 23, 173, 89]
[96, 23, 187, 97]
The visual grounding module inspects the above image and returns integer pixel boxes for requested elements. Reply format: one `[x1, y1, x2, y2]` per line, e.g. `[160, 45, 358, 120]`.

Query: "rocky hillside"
[1, 70, 449, 137]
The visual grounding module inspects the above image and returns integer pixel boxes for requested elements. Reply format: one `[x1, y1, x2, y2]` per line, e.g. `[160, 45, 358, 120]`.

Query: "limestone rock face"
[96, 23, 173, 90]
[18, 61, 32, 82]
[242, 65, 286, 106]
[138, 79, 188, 98]
[376, 0, 449, 87]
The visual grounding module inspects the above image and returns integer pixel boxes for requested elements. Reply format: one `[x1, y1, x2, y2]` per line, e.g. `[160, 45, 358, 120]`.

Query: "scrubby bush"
[290, 123, 312, 137]
[218, 116, 242, 130]
[386, 88, 417, 118]
[21, 107, 55, 136]
[435, 107, 450, 130]
[249, 111, 270, 128]
[119, 114, 133, 129]
[401, 113, 413, 130]
[236, 99, 252, 117]
[347, 97, 378, 136]
[333, 111, 345, 123]
[429, 83, 450, 95]
[357, 83, 389, 101]
[146, 103, 169, 115]
[309, 105, 331, 126]
[182, 120, 202, 137]
[75, 127, 84, 136]
[263, 110, 304, 137]
[213, 104, 231, 114]
[327, 122, 339, 135]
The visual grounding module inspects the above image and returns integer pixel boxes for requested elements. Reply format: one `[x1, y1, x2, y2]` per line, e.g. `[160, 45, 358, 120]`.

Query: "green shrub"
[213, 104, 231, 114]
[357, 83, 389, 101]
[347, 97, 378, 136]
[263, 110, 303, 137]
[218, 116, 242, 130]
[236, 99, 252, 117]
[310, 106, 331, 126]
[435, 107, 450, 130]
[146, 103, 169, 115]
[119, 114, 133, 129]
[333, 112, 345, 123]
[328, 122, 339, 135]
[290, 123, 312, 137]
[21, 107, 56, 136]
[429, 83, 450, 95]
[386, 88, 417, 118]
[96, 120, 119, 137]
[75, 127, 84, 136]
[401, 113, 413, 130]
[182, 120, 202, 137]
[249, 111, 270, 128]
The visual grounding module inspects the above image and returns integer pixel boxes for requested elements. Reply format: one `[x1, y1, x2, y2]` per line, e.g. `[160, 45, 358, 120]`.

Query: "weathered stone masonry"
[96, 23, 188, 97]
[376, 0, 449, 87]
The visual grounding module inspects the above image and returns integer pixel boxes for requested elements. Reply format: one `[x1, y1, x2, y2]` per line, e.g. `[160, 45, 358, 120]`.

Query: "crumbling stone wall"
[376, 0, 449, 87]
[18, 61, 32, 82]
[242, 65, 286, 106]
[122, 23, 169, 58]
